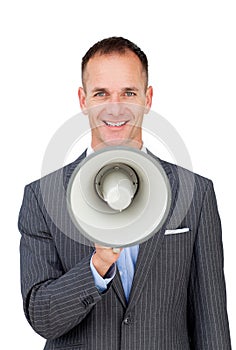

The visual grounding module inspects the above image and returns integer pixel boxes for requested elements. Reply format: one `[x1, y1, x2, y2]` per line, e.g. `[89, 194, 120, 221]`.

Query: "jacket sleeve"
[18, 183, 103, 340]
[187, 180, 231, 349]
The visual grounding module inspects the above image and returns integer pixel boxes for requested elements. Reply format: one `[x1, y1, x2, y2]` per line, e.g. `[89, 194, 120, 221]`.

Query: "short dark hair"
[81, 36, 148, 87]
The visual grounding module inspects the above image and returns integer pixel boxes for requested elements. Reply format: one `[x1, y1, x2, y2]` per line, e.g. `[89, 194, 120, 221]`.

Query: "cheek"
[87, 106, 105, 123]
[88, 114, 97, 128]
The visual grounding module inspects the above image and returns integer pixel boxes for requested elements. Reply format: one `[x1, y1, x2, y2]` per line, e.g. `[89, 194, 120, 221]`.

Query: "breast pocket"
[161, 227, 194, 279]
[164, 227, 190, 235]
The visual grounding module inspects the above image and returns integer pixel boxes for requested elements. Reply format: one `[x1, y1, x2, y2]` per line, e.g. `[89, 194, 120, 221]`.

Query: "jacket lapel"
[112, 271, 128, 309]
[126, 155, 179, 312]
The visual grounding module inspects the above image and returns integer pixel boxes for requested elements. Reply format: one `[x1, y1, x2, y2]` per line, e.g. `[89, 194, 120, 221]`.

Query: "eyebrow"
[91, 87, 140, 93]
[122, 87, 139, 92]
[91, 88, 107, 93]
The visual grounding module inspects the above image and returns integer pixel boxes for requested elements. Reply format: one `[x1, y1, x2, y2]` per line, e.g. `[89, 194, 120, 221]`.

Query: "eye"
[124, 91, 136, 97]
[94, 91, 106, 97]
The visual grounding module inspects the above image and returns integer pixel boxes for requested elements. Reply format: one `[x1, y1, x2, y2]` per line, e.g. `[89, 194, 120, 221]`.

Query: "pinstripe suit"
[18, 150, 231, 349]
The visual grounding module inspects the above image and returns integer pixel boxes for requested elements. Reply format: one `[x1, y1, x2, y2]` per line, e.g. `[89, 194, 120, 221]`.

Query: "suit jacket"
[18, 150, 231, 350]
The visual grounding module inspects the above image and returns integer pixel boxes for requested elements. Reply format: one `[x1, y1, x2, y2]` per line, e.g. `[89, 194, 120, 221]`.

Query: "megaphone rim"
[66, 146, 172, 247]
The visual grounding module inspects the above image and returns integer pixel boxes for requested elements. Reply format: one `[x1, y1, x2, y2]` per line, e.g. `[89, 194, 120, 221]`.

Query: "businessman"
[18, 37, 231, 349]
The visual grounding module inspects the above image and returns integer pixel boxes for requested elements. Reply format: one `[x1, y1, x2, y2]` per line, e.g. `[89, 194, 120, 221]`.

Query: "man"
[18, 37, 231, 349]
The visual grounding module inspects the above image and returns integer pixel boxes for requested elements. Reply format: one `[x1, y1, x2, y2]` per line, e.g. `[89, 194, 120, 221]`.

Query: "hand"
[92, 244, 123, 277]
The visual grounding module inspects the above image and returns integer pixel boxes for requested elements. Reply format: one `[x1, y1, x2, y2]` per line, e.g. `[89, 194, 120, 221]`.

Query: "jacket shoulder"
[147, 147, 213, 188]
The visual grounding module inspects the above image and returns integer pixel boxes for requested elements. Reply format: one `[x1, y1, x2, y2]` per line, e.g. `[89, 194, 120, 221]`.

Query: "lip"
[103, 120, 129, 127]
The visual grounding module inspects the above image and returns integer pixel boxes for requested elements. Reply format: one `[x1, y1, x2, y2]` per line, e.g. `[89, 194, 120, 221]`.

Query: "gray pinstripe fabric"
[18, 151, 231, 349]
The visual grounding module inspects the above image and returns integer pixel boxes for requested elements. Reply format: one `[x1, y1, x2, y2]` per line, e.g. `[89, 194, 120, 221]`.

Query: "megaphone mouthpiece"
[95, 163, 138, 211]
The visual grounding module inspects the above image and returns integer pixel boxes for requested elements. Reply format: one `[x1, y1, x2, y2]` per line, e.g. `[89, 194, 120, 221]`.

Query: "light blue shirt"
[116, 245, 139, 301]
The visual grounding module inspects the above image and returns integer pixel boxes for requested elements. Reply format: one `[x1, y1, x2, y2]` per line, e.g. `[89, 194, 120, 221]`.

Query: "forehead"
[83, 52, 146, 89]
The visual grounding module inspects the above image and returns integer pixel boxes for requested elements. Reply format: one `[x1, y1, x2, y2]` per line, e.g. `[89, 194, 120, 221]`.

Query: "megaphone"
[67, 147, 171, 248]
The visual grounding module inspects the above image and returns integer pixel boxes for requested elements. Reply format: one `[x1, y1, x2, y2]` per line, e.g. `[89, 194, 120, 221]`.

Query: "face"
[78, 51, 153, 150]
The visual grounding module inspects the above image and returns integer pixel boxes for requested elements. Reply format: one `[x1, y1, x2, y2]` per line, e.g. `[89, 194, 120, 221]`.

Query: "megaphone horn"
[67, 146, 171, 248]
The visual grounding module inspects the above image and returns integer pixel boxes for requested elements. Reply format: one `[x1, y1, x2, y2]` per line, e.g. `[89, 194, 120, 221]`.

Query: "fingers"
[92, 245, 123, 277]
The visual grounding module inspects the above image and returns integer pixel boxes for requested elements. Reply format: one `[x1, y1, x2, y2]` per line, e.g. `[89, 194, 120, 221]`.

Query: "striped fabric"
[18, 150, 231, 349]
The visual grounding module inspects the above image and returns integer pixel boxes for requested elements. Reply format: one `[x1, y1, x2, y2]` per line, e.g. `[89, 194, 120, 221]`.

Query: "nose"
[106, 102, 124, 117]
[106, 93, 124, 116]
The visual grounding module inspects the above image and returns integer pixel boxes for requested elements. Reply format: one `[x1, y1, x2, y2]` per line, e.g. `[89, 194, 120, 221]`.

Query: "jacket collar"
[63, 149, 87, 189]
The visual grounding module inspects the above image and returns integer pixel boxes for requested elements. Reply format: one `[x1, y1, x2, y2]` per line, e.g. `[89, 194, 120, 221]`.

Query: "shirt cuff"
[90, 254, 116, 293]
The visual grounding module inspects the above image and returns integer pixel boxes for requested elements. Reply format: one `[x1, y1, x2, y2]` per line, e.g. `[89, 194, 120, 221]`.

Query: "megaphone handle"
[97, 246, 121, 254]
[112, 248, 121, 254]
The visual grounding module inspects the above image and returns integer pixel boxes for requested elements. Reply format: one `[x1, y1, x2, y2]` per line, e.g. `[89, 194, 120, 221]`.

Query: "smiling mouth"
[104, 121, 128, 127]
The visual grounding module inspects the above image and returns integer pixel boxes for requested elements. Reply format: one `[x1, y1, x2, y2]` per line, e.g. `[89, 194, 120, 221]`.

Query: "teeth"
[105, 121, 126, 127]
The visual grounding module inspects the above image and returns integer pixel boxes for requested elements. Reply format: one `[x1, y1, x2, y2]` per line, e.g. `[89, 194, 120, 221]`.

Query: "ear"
[78, 87, 88, 114]
[144, 86, 153, 114]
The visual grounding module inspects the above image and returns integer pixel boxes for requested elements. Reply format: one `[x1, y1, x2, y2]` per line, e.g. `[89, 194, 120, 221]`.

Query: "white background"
[1, 0, 235, 348]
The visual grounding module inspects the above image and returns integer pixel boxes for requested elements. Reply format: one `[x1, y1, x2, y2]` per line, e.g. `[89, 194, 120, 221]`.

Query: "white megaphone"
[67, 146, 171, 249]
